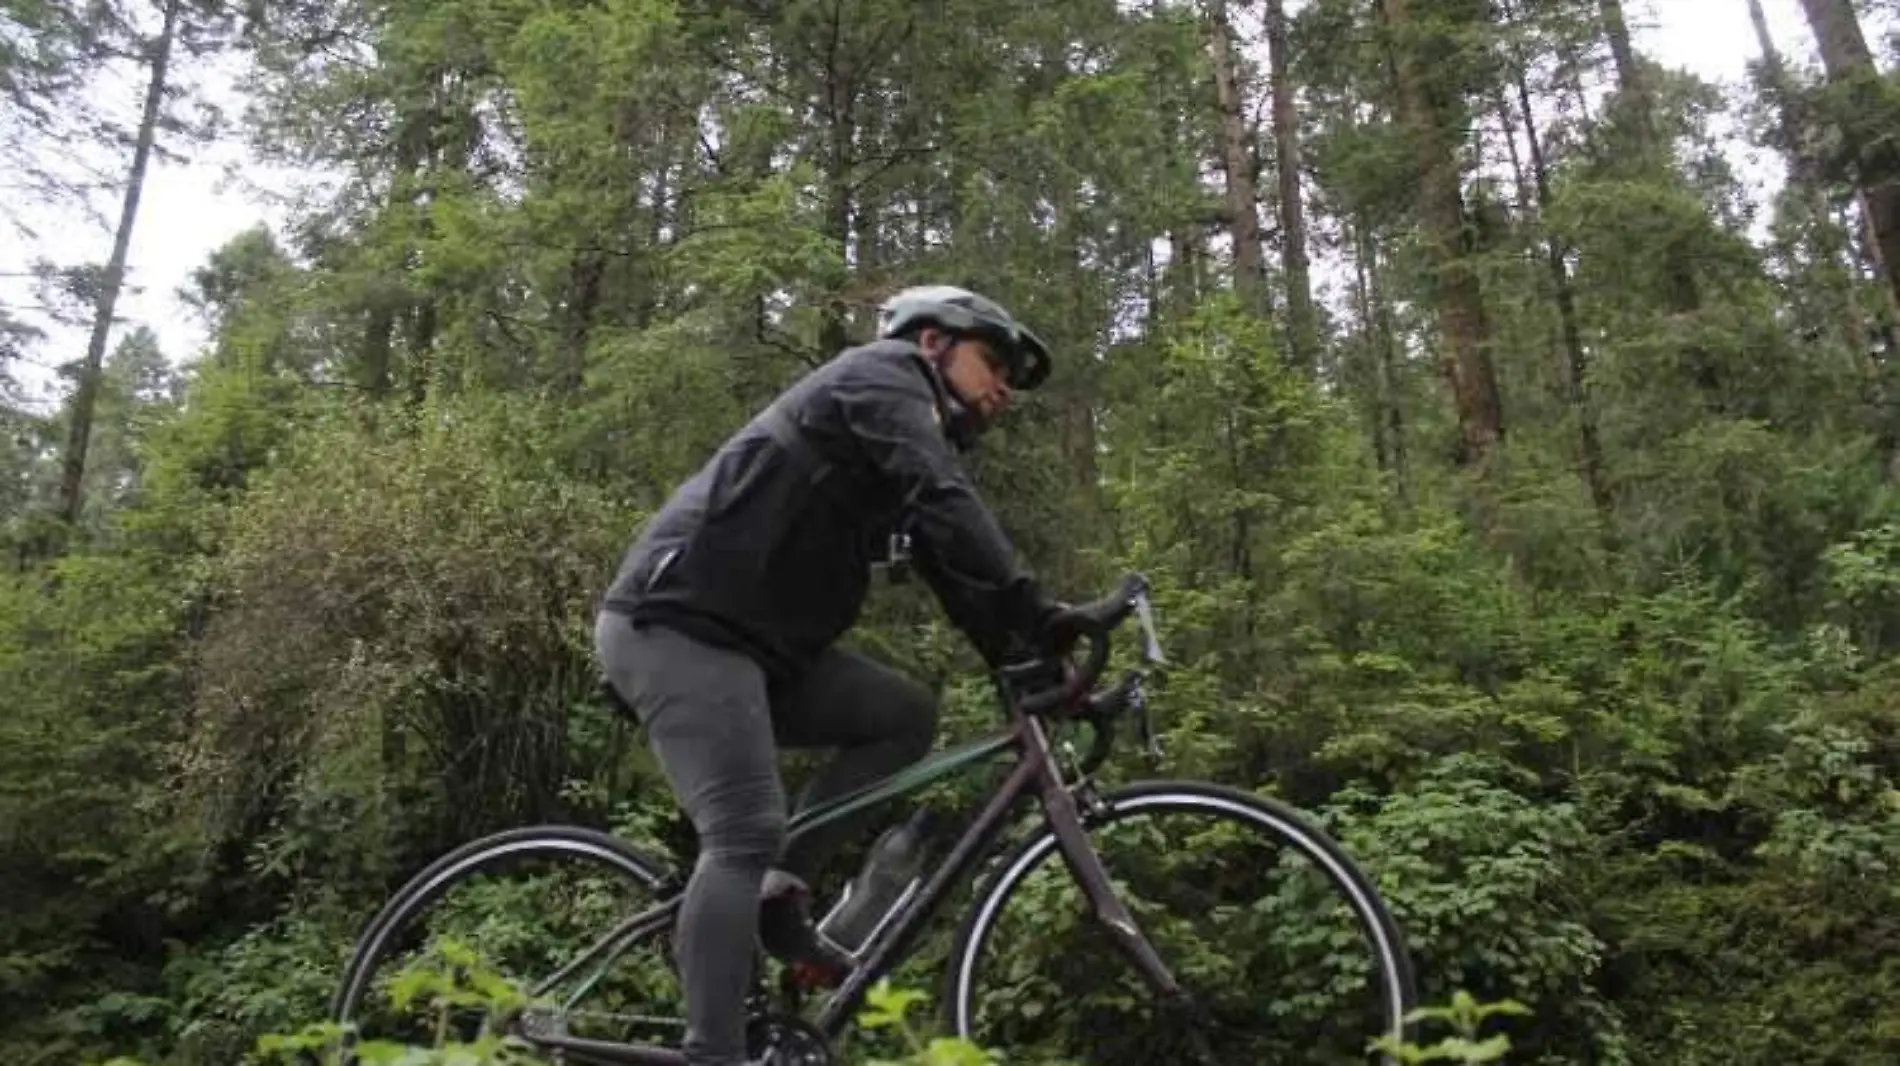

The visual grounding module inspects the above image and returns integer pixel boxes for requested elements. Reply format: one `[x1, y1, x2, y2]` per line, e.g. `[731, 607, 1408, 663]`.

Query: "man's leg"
[595, 612, 784, 1066]
[768, 647, 939, 888]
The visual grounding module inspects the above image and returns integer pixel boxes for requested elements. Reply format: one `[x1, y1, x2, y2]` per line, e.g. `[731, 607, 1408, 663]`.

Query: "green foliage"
[179, 392, 638, 887]
[857, 982, 1002, 1066]
[12, 0, 1900, 1063]
[112, 964, 1009, 1066]
[1326, 756, 1608, 1059]
[0, 544, 203, 1063]
[1373, 990, 1533, 1065]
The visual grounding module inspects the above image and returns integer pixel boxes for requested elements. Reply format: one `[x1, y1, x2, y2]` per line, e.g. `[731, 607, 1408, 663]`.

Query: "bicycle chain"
[516, 1006, 833, 1066]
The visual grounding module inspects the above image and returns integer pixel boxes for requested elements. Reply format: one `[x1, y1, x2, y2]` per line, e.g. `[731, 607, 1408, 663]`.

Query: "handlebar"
[1074, 667, 1149, 774]
[1000, 571, 1160, 717]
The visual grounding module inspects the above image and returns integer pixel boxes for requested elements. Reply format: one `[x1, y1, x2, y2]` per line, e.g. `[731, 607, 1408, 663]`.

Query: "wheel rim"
[951, 787, 1415, 1066]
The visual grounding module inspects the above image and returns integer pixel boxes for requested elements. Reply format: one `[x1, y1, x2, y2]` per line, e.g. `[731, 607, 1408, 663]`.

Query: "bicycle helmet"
[878, 285, 1052, 391]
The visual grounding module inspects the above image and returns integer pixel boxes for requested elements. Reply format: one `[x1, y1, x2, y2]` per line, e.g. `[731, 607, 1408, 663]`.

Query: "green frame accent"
[784, 730, 1019, 844]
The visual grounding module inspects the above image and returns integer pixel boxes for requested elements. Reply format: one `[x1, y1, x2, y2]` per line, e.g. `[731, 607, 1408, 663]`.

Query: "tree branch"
[756, 305, 824, 369]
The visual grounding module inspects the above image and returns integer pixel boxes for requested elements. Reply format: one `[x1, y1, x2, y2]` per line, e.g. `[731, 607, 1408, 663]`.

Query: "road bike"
[328, 573, 1419, 1065]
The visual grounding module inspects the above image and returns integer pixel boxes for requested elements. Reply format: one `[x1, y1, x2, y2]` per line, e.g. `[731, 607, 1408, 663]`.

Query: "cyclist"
[594, 285, 1083, 1066]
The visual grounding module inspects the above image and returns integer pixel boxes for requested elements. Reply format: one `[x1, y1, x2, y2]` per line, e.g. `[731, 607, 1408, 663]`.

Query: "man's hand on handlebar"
[1008, 573, 1153, 715]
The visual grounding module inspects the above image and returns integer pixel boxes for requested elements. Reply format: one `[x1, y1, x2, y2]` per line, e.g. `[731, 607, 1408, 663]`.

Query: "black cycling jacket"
[600, 337, 1058, 682]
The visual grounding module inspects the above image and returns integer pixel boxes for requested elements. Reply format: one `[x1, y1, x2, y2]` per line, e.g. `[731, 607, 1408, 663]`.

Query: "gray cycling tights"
[593, 612, 937, 1066]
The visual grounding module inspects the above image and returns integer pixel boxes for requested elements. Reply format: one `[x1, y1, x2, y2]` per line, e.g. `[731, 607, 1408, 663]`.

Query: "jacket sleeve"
[833, 356, 1057, 666]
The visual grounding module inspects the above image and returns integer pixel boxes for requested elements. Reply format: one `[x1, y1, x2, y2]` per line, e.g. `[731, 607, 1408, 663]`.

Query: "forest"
[4, 0, 1900, 1063]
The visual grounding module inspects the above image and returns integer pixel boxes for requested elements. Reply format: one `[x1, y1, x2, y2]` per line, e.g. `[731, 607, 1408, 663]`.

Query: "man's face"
[938, 335, 1016, 423]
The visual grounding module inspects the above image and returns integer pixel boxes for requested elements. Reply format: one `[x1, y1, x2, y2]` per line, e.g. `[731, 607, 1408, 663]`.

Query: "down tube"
[1034, 720, 1183, 998]
[813, 752, 1043, 1035]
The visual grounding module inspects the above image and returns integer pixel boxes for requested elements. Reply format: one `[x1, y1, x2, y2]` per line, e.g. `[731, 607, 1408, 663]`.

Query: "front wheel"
[945, 780, 1417, 1065]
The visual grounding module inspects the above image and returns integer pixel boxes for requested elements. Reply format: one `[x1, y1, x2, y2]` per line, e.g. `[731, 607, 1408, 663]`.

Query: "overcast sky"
[0, 0, 1870, 411]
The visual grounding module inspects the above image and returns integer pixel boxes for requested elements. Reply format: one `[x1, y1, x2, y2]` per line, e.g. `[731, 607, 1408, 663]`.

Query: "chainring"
[746, 1012, 833, 1066]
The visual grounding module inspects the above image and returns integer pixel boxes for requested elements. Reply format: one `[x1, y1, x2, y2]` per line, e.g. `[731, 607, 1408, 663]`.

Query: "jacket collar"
[864, 337, 973, 447]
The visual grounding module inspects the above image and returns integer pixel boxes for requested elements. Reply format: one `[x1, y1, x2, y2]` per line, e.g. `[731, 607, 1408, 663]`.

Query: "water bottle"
[816, 809, 935, 955]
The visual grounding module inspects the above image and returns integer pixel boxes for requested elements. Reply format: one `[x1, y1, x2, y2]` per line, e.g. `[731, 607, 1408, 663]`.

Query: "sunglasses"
[975, 341, 1020, 388]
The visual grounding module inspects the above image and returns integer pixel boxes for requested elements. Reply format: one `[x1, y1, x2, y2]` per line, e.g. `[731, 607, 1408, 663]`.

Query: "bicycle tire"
[330, 825, 676, 1049]
[943, 779, 1417, 1065]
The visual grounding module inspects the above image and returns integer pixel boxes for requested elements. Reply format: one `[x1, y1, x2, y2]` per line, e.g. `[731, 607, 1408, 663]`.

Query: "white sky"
[0, 0, 1866, 412]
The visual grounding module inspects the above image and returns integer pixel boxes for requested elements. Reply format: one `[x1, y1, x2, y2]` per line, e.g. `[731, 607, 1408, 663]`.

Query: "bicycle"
[328, 573, 1419, 1065]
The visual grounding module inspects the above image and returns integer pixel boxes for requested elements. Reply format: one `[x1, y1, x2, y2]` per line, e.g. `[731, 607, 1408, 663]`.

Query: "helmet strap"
[916, 332, 983, 451]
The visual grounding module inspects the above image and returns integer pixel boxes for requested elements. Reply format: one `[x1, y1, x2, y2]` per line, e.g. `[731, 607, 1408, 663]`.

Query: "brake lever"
[1132, 589, 1167, 667]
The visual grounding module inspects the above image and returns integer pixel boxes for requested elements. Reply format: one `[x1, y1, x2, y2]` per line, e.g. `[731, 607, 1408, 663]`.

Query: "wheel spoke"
[332, 829, 686, 1062]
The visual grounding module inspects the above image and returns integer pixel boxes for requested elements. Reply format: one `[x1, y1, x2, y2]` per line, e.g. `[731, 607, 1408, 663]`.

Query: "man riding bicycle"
[594, 285, 1083, 1066]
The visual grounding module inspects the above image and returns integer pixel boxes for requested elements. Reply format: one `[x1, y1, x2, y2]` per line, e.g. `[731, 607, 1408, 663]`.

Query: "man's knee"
[687, 763, 790, 866]
[698, 793, 788, 866]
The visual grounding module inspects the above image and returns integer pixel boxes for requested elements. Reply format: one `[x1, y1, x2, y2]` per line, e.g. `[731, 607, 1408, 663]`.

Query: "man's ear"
[918, 327, 954, 362]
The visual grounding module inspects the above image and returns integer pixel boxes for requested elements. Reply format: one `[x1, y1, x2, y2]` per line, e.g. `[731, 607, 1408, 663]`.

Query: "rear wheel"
[945, 780, 1417, 1065]
[330, 826, 687, 1063]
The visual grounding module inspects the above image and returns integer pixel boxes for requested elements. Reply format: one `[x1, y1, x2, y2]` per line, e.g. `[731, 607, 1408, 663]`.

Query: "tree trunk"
[362, 108, 431, 400]
[1169, 227, 1204, 317]
[1206, 0, 1269, 311]
[1144, 236, 1162, 336]
[1749, 0, 1813, 188]
[1798, 0, 1900, 318]
[1351, 220, 1388, 472]
[406, 301, 437, 407]
[1054, 179, 1102, 498]
[1747, 0, 1881, 366]
[1264, 0, 1317, 369]
[403, 68, 465, 408]
[1597, 0, 1656, 150]
[1510, 60, 1613, 529]
[560, 252, 606, 393]
[1597, 0, 1717, 403]
[1352, 212, 1410, 503]
[820, 29, 856, 356]
[1855, 191, 1900, 353]
[635, 105, 671, 332]
[1379, 0, 1503, 468]
[1492, 93, 1534, 216]
[58, 0, 180, 527]
[361, 307, 397, 398]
